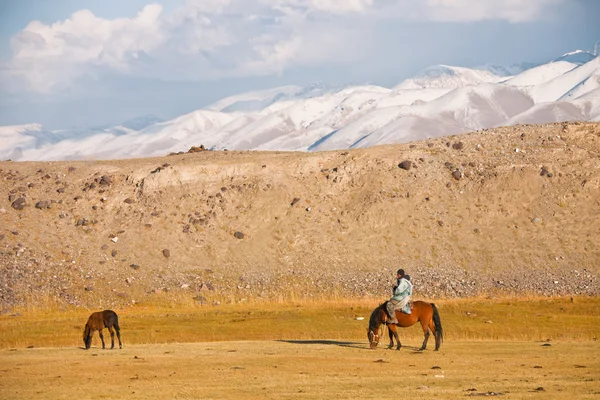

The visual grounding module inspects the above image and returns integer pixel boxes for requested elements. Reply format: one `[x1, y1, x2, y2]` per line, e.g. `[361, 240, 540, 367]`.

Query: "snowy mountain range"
[1, 50, 599, 161]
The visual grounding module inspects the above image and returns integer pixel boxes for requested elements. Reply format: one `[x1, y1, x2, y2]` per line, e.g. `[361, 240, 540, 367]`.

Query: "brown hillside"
[1, 122, 600, 309]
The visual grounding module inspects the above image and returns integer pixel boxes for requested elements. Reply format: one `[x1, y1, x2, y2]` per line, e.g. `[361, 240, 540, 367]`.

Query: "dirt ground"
[1, 340, 598, 400]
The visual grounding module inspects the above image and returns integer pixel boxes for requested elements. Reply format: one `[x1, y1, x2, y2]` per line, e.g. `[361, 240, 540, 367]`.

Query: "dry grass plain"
[1, 297, 599, 399]
[1, 341, 599, 400]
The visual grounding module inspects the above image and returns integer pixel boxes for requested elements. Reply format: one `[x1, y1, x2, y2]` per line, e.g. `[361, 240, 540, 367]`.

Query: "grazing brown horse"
[83, 310, 122, 350]
[367, 301, 443, 351]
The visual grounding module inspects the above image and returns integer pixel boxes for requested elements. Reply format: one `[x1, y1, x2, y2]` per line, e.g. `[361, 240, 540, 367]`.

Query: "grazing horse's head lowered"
[367, 303, 389, 349]
[367, 301, 443, 351]
[367, 328, 381, 349]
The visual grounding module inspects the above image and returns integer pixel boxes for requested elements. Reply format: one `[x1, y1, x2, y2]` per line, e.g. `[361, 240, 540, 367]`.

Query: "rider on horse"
[386, 268, 413, 324]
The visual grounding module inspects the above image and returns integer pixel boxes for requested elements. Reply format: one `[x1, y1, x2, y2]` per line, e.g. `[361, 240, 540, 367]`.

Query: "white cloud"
[10, 4, 166, 92]
[263, 0, 374, 14]
[4, 0, 566, 93]
[423, 0, 563, 23]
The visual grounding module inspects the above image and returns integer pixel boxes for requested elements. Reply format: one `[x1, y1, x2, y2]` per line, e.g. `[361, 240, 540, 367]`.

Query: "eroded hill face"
[1, 122, 600, 309]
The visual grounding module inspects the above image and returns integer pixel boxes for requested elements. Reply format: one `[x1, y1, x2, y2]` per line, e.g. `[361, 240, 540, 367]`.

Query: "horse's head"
[367, 303, 388, 349]
[83, 324, 91, 349]
[367, 327, 382, 349]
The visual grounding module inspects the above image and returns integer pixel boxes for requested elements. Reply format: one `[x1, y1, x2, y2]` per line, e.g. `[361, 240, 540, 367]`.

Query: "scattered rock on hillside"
[11, 198, 26, 210]
[398, 160, 412, 170]
[35, 200, 49, 209]
[200, 282, 214, 291]
[291, 197, 301, 206]
[162, 249, 170, 258]
[99, 175, 112, 186]
[234, 231, 245, 239]
[76, 218, 89, 226]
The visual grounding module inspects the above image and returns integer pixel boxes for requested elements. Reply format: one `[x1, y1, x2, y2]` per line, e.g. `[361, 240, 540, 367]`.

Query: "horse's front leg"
[387, 325, 401, 350]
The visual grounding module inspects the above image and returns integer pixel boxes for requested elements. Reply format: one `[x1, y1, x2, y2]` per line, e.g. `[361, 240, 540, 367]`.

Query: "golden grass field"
[0, 296, 599, 399]
[1, 341, 598, 399]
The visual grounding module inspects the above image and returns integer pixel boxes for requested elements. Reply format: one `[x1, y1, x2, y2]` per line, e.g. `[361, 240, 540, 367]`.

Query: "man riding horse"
[386, 268, 412, 324]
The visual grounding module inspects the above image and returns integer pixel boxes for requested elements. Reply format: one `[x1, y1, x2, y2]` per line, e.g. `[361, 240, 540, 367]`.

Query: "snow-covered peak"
[0, 123, 44, 136]
[553, 50, 597, 65]
[503, 60, 579, 87]
[530, 56, 600, 103]
[205, 85, 306, 113]
[120, 114, 164, 131]
[482, 62, 539, 78]
[394, 65, 503, 90]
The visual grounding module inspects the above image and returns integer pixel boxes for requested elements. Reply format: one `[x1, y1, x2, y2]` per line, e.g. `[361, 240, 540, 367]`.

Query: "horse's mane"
[368, 301, 389, 329]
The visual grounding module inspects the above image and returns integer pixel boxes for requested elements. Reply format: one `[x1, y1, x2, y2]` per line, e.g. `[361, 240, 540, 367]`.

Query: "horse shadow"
[276, 339, 366, 349]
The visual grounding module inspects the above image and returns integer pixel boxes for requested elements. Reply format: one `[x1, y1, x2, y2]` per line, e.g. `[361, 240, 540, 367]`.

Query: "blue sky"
[0, 0, 599, 129]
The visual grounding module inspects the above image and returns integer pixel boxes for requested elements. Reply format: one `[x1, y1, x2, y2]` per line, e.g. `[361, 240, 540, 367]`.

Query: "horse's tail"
[431, 303, 444, 345]
[112, 313, 120, 332]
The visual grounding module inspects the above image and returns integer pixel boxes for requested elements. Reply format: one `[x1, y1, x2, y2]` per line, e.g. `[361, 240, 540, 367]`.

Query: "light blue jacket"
[391, 278, 412, 302]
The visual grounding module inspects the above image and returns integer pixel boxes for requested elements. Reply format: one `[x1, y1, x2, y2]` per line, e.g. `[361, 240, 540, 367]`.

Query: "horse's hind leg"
[419, 319, 430, 351]
[115, 325, 122, 349]
[108, 326, 115, 349]
[99, 329, 106, 349]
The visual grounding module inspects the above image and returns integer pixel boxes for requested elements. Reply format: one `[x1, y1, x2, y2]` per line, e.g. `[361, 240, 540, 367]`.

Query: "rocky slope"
[1, 122, 599, 310]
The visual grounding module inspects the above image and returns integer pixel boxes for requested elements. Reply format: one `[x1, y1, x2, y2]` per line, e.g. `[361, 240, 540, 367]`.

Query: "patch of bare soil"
[1, 122, 599, 309]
